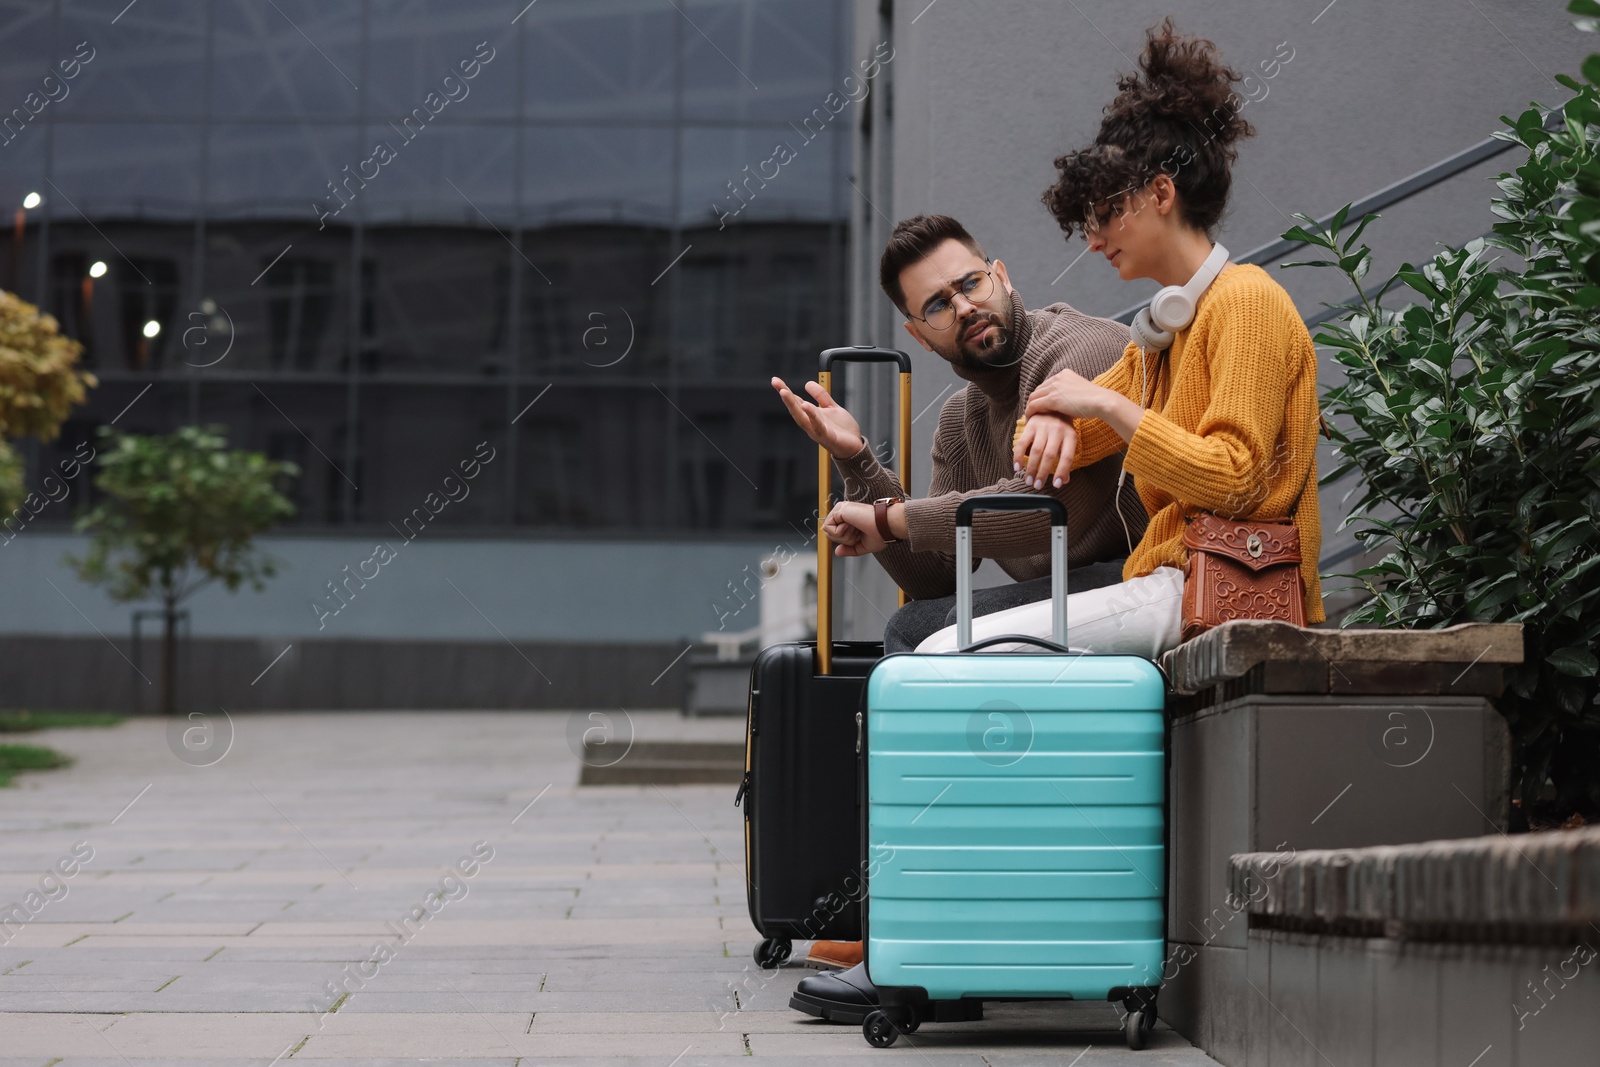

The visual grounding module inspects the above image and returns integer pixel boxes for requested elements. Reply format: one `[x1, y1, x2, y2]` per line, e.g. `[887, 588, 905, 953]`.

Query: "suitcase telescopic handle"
[954, 494, 1068, 652]
[819, 347, 913, 374]
[816, 347, 913, 675]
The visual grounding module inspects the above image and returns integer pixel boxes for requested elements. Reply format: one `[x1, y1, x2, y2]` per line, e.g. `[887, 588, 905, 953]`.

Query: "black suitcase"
[737, 346, 912, 969]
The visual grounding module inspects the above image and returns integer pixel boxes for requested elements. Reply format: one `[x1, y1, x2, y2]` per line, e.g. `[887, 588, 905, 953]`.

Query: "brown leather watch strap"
[873, 497, 900, 544]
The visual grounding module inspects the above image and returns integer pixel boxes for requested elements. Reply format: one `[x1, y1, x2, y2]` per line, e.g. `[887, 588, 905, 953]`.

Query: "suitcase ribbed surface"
[865, 653, 1166, 1000]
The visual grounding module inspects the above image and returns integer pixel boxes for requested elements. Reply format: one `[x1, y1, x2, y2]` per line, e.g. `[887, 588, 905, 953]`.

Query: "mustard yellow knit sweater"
[1070, 263, 1325, 622]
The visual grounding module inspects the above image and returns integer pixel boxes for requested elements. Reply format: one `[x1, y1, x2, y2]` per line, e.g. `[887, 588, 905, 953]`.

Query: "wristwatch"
[873, 497, 901, 544]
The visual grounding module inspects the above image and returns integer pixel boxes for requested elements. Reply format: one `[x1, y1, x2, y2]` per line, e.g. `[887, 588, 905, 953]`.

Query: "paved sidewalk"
[0, 711, 1221, 1064]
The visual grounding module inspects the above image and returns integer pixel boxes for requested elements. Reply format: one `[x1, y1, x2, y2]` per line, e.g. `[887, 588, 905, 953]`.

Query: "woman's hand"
[1026, 366, 1150, 445]
[1024, 366, 1110, 421]
[1014, 414, 1078, 489]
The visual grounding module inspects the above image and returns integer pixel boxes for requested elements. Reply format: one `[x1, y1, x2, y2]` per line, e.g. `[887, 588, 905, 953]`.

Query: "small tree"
[1283, 2, 1600, 824]
[0, 289, 95, 513]
[69, 426, 298, 714]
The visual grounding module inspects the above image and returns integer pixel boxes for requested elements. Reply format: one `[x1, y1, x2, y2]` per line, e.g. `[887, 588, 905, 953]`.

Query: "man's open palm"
[771, 377, 864, 459]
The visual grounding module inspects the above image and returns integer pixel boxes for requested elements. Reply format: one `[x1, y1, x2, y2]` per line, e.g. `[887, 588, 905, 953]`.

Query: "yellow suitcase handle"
[816, 347, 913, 675]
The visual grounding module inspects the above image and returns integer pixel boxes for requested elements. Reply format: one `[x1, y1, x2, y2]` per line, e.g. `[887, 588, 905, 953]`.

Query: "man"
[774, 213, 1146, 655]
[770, 214, 1147, 1016]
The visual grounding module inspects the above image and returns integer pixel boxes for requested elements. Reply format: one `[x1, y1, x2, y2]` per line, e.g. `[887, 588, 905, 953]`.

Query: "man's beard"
[941, 308, 1015, 373]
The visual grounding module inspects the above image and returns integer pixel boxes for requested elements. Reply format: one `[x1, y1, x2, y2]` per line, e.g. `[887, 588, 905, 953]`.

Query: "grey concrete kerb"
[1230, 826, 1600, 936]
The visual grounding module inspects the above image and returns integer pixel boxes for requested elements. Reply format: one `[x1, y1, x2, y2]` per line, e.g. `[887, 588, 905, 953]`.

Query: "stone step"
[1229, 826, 1600, 939]
[578, 739, 745, 786]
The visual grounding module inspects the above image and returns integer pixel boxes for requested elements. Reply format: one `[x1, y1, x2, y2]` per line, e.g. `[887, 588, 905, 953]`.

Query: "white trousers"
[914, 566, 1186, 661]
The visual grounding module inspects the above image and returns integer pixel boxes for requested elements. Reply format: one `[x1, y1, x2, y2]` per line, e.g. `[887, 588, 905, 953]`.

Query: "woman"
[915, 19, 1323, 658]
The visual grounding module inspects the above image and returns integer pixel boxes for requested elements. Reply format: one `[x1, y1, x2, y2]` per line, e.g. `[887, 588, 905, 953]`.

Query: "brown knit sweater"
[835, 288, 1147, 601]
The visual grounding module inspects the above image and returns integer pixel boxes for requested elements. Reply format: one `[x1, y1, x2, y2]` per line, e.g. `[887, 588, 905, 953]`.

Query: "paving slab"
[0, 712, 1220, 1063]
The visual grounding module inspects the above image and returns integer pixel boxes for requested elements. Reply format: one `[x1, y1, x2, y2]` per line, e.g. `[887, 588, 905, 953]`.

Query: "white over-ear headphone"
[1129, 242, 1230, 352]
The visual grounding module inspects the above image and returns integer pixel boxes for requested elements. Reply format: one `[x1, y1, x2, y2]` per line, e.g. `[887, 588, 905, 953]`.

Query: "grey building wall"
[0, 531, 782, 711]
[848, 0, 1589, 615]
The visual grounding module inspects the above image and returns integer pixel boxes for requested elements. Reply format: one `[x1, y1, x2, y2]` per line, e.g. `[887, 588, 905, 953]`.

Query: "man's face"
[898, 239, 1016, 371]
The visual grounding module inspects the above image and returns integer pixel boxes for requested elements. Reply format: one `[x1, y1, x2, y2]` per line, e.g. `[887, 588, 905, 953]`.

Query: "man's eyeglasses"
[907, 269, 995, 331]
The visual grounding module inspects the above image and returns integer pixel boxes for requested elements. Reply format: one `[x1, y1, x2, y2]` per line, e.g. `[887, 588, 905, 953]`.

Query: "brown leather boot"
[802, 939, 863, 969]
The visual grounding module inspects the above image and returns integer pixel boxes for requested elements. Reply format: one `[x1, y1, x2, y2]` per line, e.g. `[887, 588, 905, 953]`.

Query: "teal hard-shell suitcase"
[858, 495, 1167, 1050]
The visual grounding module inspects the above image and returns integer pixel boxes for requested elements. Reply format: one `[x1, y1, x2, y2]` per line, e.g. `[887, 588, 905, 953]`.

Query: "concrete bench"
[1156, 620, 1523, 1064]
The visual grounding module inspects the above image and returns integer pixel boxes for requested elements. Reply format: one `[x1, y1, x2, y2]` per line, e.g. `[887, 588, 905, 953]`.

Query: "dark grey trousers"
[883, 559, 1128, 654]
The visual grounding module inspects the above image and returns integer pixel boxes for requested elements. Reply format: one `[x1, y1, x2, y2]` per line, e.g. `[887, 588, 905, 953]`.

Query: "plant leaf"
[1548, 646, 1600, 677]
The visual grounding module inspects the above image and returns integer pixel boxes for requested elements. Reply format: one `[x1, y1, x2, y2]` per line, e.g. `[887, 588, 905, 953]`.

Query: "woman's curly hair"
[1042, 19, 1255, 239]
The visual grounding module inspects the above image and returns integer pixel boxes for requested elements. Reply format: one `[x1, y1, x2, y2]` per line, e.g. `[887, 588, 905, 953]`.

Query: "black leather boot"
[788, 961, 879, 1024]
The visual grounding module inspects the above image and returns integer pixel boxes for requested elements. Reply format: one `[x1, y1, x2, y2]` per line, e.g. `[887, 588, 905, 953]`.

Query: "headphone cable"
[1114, 343, 1164, 555]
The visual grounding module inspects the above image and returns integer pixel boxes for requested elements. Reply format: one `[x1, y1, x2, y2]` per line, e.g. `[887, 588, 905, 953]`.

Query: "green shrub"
[69, 425, 298, 714]
[1285, 4, 1600, 824]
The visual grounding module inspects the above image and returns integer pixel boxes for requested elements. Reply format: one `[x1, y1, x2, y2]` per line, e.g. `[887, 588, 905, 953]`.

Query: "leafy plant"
[1279, 6, 1600, 824]
[68, 426, 299, 714]
[0, 289, 95, 514]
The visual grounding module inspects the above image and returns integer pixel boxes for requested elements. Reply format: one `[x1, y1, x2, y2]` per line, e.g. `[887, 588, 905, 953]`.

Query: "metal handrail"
[1109, 124, 1537, 324]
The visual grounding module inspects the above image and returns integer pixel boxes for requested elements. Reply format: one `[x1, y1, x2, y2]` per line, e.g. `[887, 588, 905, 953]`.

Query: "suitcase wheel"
[1124, 1005, 1155, 1050]
[752, 937, 791, 969]
[863, 1009, 899, 1048]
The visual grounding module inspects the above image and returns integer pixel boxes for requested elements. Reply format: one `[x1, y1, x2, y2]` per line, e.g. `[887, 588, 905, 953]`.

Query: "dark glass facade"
[2, 0, 847, 535]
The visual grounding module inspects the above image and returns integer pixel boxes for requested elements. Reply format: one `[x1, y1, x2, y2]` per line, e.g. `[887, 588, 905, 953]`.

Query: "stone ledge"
[1228, 827, 1600, 940]
[1161, 620, 1523, 698]
[578, 740, 744, 786]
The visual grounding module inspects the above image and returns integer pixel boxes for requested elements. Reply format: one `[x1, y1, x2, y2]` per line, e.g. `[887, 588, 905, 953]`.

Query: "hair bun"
[1102, 18, 1253, 153]
[1041, 19, 1255, 239]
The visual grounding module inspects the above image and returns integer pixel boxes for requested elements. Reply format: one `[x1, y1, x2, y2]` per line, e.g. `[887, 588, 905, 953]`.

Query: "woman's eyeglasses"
[908, 269, 995, 331]
[1083, 197, 1130, 236]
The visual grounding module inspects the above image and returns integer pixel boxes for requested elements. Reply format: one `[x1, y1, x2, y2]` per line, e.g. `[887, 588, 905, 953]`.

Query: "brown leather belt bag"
[1179, 513, 1306, 642]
